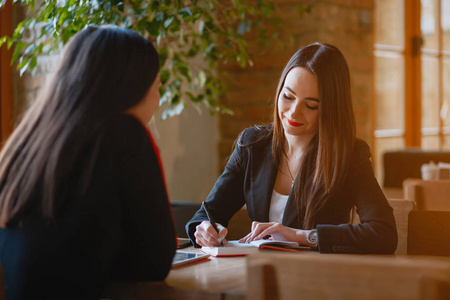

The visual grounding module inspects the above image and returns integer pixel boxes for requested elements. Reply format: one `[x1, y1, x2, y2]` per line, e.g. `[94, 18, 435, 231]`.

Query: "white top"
[269, 189, 289, 223]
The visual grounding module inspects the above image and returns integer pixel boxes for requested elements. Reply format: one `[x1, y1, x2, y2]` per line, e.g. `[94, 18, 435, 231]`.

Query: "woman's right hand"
[194, 220, 228, 247]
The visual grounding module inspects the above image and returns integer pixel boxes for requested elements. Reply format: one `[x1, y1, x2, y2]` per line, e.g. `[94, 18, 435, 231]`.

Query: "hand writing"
[194, 220, 228, 247]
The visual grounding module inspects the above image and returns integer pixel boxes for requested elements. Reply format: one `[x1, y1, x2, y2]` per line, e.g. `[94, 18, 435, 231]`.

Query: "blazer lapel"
[250, 145, 277, 222]
[283, 189, 303, 229]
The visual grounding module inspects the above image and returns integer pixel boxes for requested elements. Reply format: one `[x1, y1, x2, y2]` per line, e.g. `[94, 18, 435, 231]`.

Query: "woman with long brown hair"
[187, 42, 397, 254]
[0, 26, 176, 299]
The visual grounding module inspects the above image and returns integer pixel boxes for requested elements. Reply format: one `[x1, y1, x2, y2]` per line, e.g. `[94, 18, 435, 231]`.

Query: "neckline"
[273, 189, 289, 197]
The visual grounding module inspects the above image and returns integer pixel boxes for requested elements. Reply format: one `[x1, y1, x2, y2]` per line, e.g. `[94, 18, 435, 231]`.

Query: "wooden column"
[404, 0, 422, 147]
[0, 1, 14, 144]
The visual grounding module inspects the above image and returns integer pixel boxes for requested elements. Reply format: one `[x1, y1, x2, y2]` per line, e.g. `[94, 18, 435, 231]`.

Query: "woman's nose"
[289, 102, 303, 119]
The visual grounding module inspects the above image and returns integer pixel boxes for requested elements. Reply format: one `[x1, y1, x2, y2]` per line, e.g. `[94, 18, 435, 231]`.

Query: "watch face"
[307, 230, 318, 246]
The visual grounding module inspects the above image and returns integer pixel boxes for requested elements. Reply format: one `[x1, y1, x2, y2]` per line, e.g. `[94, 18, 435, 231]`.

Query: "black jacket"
[0, 115, 176, 300]
[186, 126, 397, 254]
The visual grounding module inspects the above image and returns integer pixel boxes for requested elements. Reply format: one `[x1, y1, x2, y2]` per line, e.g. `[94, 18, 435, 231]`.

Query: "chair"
[351, 199, 415, 255]
[171, 201, 201, 238]
[226, 207, 252, 240]
[247, 252, 450, 300]
[383, 149, 450, 188]
[388, 199, 415, 255]
[0, 265, 5, 300]
[403, 179, 450, 211]
[407, 210, 450, 257]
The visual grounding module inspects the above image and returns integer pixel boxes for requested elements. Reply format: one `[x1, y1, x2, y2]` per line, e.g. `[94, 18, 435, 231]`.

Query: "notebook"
[200, 240, 311, 257]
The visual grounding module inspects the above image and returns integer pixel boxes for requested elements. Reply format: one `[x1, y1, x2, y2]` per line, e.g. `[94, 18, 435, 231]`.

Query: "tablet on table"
[172, 250, 210, 267]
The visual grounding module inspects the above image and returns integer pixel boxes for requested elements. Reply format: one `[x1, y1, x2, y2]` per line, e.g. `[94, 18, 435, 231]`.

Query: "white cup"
[421, 162, 439, 180]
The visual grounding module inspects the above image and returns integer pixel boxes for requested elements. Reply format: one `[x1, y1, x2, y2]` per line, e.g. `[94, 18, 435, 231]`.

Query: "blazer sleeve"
[316, 141, 398, 254]
[185, 129, 250, 247]
[107, 115, 176, 281]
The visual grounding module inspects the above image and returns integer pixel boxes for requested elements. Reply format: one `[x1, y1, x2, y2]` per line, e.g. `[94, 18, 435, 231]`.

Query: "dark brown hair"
[0, 26, 159, 227]
[272, 42, 356, 229]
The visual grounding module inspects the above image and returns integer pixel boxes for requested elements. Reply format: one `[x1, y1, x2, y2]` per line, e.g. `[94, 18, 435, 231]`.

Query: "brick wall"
[218, 0, 375, 171]
[12, 0, 376, 179]
[11, 6, 58, 125]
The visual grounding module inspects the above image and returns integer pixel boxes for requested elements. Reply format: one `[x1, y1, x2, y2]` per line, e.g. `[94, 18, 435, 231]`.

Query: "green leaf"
[23, 44, 37, 55]
[158, 48, 168, 67]
[163, 16, 174, 28]
[195, 94, 205, 103]
[162, 100, 184, 119]
[169, 17, 181, 33]
[198, 20, 204, 35]
[19, 57, 31, 76]
[0, 36, 7, 48]
[184, 45, 195, 58]
[155, 11, 164, 21]
[160, 69, 170, 84]
[204, 42, 216, 54]
[198, 71, 206, 88]
[177, 64, 189, 79]
[220, 107, 234, 116]
[186, 92, 196, 102]
[11, 43, 24, 63]
[29, 55, 38, 73]
[179, 7, 192, 18]
[143, 19, 156, 35]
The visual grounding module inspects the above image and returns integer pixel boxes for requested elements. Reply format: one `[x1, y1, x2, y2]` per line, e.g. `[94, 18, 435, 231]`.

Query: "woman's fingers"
[255, 223, 296, 241]
[194, 220, 227, 247]
[248, 222, 273, 241]
[241, 222, 276, 242]
[251, 221, 258, 231]
[239, 231, 253, 243]
[216, 223, 228, 244]
[254, 225, 280, 240]
[244, 222, 291, 242]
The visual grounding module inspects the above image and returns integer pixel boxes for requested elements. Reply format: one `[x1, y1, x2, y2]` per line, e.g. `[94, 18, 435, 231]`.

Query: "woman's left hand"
[239, 221, 305, 244]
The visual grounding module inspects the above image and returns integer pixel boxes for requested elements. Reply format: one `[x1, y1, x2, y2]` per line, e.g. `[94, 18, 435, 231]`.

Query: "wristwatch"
[306, 229, 318, 248]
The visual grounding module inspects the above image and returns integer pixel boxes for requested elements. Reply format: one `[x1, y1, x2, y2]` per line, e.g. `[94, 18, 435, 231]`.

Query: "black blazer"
[186, 126, 397, 254]
[0, 115, 176, 300]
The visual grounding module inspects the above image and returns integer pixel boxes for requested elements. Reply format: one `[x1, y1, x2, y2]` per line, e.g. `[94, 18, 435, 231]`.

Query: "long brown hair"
[272, 43, 356, 229]
[0, 26, 160, 227]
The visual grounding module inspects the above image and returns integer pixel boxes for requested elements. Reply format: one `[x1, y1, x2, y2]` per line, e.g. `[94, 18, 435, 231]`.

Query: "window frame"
[0, 3, 14, 144]
[373, 0, 450, 180]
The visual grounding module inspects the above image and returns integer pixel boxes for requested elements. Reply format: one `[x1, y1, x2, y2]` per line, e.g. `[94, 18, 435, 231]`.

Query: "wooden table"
[103, 246, 249, 300]
[103, 246, 450, 300]
[247, 252, 450, 300]
[104, 246, 319, 299]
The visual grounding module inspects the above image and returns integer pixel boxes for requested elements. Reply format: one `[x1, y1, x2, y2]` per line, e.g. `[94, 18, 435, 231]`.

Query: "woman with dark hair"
[0, 26, 176, 299]
[187, 42, 397, 254]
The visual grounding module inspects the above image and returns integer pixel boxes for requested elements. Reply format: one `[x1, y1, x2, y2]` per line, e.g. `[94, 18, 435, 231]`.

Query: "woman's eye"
[306, 103, 319, 110]
[283, 93, 295, 100]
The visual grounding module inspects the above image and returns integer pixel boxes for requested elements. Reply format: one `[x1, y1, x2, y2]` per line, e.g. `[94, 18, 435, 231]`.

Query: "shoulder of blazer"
[237, 125, 273, 147]
[227, 125, 272, 169]
[351, 138, 371, 166]
[98, 114, 151, 155]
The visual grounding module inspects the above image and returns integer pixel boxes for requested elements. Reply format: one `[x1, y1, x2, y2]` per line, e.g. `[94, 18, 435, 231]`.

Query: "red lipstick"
[287, 118, 302, 127]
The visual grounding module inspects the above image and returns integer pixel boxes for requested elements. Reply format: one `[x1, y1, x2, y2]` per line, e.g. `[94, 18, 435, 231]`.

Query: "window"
[421, 0, 450, 149]
[373, 0, 450, 180]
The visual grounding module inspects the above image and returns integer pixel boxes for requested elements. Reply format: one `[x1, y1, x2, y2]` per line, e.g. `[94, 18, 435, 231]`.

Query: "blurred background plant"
[0, 0, 313, 118]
